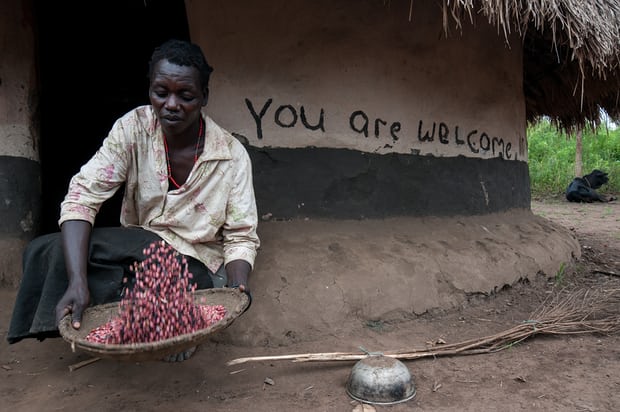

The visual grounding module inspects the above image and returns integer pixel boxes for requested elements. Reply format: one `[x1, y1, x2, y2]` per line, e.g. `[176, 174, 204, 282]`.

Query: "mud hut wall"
[187, 0, 526, 157]
[189, 0, 530, 219]
[0, 0, 40, 287]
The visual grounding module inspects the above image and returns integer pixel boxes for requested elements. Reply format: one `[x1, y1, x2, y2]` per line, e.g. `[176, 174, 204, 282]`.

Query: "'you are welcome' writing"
[245, 98, 517, 160]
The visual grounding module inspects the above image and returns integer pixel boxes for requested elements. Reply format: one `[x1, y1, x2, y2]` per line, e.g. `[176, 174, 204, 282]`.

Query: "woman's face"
[149, 59, 207, 138]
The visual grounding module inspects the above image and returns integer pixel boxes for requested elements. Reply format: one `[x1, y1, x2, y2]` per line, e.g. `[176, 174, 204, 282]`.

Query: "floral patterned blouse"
[59, 105, 259, 272]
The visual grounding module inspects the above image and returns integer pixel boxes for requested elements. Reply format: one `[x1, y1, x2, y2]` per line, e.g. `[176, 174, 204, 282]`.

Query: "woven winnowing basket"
[58, 288, 250, 362]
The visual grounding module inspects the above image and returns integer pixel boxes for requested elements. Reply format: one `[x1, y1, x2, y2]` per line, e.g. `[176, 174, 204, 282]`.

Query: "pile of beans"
[85, 240, 226, 344]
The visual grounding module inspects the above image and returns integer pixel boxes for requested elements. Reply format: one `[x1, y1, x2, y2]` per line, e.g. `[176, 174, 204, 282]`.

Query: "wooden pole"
[574, 126, 583, 177]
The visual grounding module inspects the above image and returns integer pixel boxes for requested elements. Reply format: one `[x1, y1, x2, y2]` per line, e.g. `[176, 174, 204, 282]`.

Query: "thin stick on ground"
[593, 269, 619, 277]
[68, 357, 101, 372]
[227, 287, 620, 366]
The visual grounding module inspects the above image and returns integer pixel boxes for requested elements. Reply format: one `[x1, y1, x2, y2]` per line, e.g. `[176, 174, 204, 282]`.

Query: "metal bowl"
[346, 354, 416, 405]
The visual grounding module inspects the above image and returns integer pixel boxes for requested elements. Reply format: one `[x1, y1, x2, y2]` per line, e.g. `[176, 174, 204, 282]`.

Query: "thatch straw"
[227, 287, 620, 366]
[433, 0, 620, 130]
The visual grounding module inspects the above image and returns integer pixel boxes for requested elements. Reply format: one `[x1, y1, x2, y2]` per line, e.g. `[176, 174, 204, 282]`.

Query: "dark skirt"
[7, 227, 214, 344]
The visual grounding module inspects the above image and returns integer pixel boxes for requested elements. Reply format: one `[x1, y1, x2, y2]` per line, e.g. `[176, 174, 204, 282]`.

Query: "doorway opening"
[34, 0, 190, 233]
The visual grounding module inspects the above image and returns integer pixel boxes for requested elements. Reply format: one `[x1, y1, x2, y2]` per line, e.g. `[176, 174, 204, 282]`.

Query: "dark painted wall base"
[10, 145, 530, 240]
[248, 146, 531, 219]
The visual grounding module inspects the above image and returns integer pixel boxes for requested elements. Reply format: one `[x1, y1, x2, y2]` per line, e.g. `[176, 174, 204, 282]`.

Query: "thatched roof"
[440, 0, 620, 131]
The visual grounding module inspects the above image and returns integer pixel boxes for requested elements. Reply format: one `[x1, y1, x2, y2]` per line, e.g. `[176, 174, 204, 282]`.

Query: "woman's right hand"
[55, 281, 90, 329]
[57, 220, 93, 329]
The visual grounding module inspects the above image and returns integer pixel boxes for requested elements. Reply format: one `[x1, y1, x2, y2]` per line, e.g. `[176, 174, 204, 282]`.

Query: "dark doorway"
[34, 0, 190, 233]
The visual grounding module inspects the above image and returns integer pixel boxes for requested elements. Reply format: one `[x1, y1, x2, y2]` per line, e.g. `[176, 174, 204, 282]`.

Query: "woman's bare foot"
[162, 345, 197, 362]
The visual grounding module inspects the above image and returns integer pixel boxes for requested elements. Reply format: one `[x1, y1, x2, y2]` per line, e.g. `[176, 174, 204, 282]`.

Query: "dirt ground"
[2, 197, 619, 412]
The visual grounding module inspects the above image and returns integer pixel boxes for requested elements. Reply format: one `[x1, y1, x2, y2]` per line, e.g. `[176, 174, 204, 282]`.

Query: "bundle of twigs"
[227, 287, 620, 366]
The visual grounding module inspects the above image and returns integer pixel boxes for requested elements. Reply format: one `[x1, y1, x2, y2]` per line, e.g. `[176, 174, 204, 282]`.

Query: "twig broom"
[228, 287, 620, 366]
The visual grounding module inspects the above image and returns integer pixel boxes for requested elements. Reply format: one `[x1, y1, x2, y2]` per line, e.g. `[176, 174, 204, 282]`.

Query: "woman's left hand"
[225, 259, 252, 292]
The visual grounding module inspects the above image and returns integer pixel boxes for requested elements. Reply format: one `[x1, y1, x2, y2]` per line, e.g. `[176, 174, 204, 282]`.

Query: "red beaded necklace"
[163, 117, 204, 189]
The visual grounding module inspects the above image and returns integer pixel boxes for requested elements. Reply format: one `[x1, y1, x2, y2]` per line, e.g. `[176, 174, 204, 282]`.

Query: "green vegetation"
[527, 119, 620, 197]
[554, 262, 566, 286]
